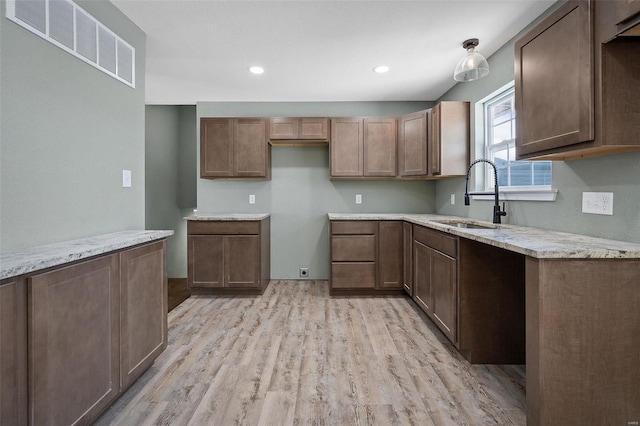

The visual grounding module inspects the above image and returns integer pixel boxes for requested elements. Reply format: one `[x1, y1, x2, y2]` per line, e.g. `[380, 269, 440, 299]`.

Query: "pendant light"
[453, 38, 489, 82]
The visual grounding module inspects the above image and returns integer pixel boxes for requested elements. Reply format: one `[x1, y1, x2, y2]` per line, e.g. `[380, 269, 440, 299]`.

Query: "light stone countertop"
[0, 230, 174, 281]
[186, 213, 270, 221]
[328, 213, 640, 259]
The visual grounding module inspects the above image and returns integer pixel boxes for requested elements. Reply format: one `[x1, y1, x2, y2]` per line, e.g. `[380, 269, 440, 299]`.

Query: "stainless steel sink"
[431, 220, 497, 230]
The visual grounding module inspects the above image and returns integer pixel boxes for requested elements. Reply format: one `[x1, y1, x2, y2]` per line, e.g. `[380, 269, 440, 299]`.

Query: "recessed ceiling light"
[373, 65, 390, 74]
[249, 66, 264, 75]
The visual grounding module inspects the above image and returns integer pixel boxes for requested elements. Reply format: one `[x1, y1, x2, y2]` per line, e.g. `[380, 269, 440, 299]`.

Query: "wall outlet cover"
[122, 170, 131, 188]
[582, 192, 613, 215]
[249, 194, 256, 204]
[355, 194, 362, 204]
[450, 194, 456, 205]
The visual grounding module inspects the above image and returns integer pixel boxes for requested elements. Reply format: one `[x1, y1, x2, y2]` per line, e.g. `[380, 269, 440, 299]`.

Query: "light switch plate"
[355, 194, 362, 204]
[249, 194, 256, 204]
[122, 170, 131, 188]
[582, 192, 613, 215]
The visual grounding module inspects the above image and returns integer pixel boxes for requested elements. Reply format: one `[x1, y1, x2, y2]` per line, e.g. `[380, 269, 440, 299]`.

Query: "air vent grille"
[6, 0, 135, 88]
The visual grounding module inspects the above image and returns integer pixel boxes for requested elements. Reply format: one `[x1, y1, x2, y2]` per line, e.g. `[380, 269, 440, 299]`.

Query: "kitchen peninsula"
[0, 230, 172, 425]
[329, 213, 640, 426]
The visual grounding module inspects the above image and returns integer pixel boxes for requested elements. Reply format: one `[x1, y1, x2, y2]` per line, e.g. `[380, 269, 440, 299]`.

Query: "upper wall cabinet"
[398, 110, 429, 176]
[269, 118, 330, 145]
[397, 102, 469, 178]
[330, 117, 397, 178]
[201, 118, 270, 179]
[429, 101, 470, 177]
[515, 0, 640, 160]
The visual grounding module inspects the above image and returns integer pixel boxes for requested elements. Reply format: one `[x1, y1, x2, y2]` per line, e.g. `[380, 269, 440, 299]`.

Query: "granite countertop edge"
[0, 230, 174, 281]
[185, 213, 271, 221]
[328, 213, 640, 259]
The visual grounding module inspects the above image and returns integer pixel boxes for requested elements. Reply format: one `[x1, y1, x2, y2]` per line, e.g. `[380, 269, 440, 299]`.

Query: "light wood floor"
[96, 280, 526, 425]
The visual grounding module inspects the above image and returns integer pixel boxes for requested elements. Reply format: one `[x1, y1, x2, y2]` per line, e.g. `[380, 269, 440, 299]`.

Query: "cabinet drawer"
[331, 263, 376, 288]
[188, 221, 259, 235]
[331, 235, 375, 261]
[331, 221, 376, 235]
[413, 225, 457, 258]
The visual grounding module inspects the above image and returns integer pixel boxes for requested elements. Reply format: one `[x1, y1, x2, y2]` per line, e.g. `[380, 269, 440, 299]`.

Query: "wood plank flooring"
[96, 280, 526, 425]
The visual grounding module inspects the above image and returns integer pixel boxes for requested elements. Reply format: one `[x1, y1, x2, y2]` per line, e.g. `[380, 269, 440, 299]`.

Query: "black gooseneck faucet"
[464, 159, 507, 224]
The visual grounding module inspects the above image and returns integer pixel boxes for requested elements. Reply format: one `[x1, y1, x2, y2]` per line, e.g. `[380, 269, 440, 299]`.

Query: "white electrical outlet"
[249, 194, 255, 204]
[582, 192, 613, 215]
[122, 170, 131, 188]
[355, 194, 362, 204]
[450, 194, 456, 205]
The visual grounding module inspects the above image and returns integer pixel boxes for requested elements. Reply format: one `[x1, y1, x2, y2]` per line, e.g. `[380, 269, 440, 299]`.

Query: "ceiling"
[111, 0, 555, 105]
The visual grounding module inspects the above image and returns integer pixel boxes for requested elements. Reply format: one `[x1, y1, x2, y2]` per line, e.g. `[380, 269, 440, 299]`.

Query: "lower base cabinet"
[0, 240, 168, 426]
[330, 220, 403, 294]
[413, 225, 457, 343]
[0, 279, 27, 426]
[187, 218, 270, 294]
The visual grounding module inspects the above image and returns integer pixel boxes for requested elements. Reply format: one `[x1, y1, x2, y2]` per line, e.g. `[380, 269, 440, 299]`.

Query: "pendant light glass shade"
[453, 38, 489, 82]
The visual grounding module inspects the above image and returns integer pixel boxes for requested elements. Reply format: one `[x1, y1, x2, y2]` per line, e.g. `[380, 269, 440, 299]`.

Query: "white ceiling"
[111, 0, 555, 105]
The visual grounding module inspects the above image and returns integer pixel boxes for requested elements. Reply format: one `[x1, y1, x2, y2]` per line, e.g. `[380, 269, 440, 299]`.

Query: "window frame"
[473, 82, 557, 202]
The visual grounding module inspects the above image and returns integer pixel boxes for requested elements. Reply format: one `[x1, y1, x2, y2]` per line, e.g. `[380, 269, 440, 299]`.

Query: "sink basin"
[431, 220, 497, 230]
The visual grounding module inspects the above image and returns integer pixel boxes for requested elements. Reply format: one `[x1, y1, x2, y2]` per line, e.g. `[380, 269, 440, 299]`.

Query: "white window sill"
[471, 189, 558, 202]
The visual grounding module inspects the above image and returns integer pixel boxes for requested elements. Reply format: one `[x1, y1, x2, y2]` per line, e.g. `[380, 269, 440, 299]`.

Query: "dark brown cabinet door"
[364, 118, 397, 177]
[188, 235, 224, 288]
[330, 118, 364, 177]
[0, 279, 27, 426]
[515, 0, 594, 158]
[201, 118, 233, 177]
[402, 222, 413, 296]
[398, 110, 428, 176]
[413, 240, 433, 313]
[431, 250, 457, 342]
[28, 255, 120, 426]
[378, 221, 403, 288]
[120, 242, 167, 389]
[225, 235, 260, 288]
[234, 118, 268, 177]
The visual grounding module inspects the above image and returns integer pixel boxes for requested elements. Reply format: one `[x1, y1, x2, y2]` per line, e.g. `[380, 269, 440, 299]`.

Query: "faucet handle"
[500, 201, 507, 216]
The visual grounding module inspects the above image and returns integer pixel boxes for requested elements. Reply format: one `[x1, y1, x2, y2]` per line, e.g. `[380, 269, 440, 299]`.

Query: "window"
[477, 84, 555, 201]
[6, 0, 135, 87]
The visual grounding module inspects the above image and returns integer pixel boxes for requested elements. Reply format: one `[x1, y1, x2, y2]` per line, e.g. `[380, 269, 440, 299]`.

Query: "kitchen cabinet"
[0, 237, 169, 426]
[330, 117, 397, 177]
[330, 220, 404, 294]
[402, 222, 413, 296]
[200, 118, 270, 179]
[269, 117, 329, 144]
[515, 0, 640, 160]
[120, 242, 167, 389]
[397, 103, 469, 179]
[413, 225, 457, 343]
[429, 102, 469, 177]
[613, 0, 640, 35]
[364, 118, 397, 177]
[187, 218, 270, 295]
[398, 110, 429, 176]
[29, 254, 121, 426]
[0, 278, 27, 426]
[377, 221, 403, 288]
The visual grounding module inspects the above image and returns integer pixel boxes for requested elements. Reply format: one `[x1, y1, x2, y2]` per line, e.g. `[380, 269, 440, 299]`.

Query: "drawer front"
[188, 221, 260, 235]
[331, 235, 376, 261]
[331, 263, 376, 288]
[331, 221, 376, 235]
[413, 225, 457, 258]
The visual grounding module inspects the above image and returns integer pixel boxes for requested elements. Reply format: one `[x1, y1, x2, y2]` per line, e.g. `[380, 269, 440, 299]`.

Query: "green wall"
[195, 102, 436, 279]
[0, 0, 146, 252]
[145, 105, 196, 277]
[435, 2, 640, 244]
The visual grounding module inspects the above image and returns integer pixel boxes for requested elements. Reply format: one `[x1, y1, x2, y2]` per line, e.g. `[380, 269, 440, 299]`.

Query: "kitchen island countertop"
[0, 230, 173, 280]
[328, 213, 640, 259]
